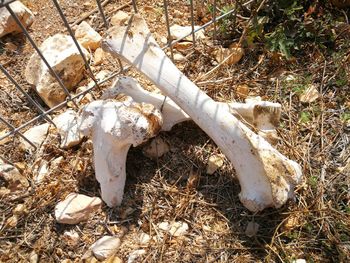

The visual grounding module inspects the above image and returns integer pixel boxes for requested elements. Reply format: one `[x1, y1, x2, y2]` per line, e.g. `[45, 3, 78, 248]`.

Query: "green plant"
[340, 112, 350, 123]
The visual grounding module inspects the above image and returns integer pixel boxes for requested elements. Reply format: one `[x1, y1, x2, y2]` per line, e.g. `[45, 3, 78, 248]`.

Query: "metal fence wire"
[0, 0, 238, 163]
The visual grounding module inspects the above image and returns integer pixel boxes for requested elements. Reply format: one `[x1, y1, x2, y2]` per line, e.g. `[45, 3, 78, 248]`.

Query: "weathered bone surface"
[102, 14, 302, 212]
[77, 96, 162, 207]
[102, 76, 281, 143]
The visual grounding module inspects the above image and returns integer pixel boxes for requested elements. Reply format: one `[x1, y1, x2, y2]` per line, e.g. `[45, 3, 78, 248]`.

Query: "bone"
[102, 76, 281, 144]
[102, 14, 302, 212]
[77, 96, 162, 207]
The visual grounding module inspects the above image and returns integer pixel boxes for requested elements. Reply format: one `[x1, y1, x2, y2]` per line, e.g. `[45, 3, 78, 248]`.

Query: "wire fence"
[0, 0, 238, 163]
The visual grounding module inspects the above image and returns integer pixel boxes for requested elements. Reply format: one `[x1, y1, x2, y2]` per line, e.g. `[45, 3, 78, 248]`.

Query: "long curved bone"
[78, 96, 162, 207]
[102, 14, 302, 212]
[102, 76, 281, 144]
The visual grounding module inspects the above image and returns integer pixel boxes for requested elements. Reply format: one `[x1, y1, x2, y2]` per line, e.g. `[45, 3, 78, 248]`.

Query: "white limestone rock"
[90, 236, 121, 260]
[170, 24, 205, 41]
[25, 34, 89, 108]
[53, 109, 83, 149]
[55, 193, 102, 224]
[75, 21, 102, 50]
[63, 230, 80, 246]
[0, 1, 34, 38]
[20, 123, 50, 150]
[158, 221, 189, 237]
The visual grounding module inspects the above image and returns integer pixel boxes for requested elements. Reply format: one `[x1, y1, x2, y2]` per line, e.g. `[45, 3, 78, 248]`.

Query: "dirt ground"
[0, 0, 349, 262]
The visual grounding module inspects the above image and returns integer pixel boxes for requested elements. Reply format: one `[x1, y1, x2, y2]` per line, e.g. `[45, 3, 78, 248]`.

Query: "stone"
[235, 84, 249, 99]
[63, 230, 80, 246]
[25, 34, 89, 108]
[55, 193, 102, 224]
[212, 44, 244, 65]
[29, 251, 39, 263]
[291, 260, 306, 263]
[53, 110, 84, 149]
[206, 154, 224, 175]
[142, 137, 170, 159]
[0, 1, 34, 38]
[158, 221, 189, 237]
[104, 255, 123, 263]
[0, 159, 29, 195]
[299, 84, 320, 103]
[245, 221, 259, 237]
[5, 215, 18, 227]
[94, 47, 106, 65]
[90, 236, 121, 260]
[20, 123, 50, 150]
[139, 232, 151, 245]
[75, 21, 102, 50]
[110, 11, 129, 26]
[33, 159, 49, 184]
[50, 156, 64, 170]
[13, 203, 27, 215]
[127, 249, 146, 263]
[170, 24, 205, 41]
[173, 53, 185, 62]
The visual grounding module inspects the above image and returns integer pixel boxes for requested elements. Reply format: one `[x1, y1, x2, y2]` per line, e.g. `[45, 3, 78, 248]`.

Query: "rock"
[127, 249, 146, 263]
[13, 203, 27, 215]
[29, 251, 38, 263]
[90, 236, 121, 260]
[53, 110, 84, 149]
[63, 230, 80, 246]
[0, 159, 29, 195]
[142, 137, 170, 159]
[94, 47, 106, 65]
[299, 84, 320, 103]
[235, 84, 249, 99]
[245, 221, 259, 237]
[206, 154, 224, 175]
[33, 159, 49, 184]
[139, 232, 151, 245]
[110, 11, 129, 26]
[50, 156, 64, 170]
[5, 215, 18, 227]
[212, 44, 244, 65]
[12, 204, 26, 215]
[25, 34, 89, 108]
[158, 221, 189, 237]
[160, 36, 167, 44]
[173, 53, 185, 62]
[104, 255, 123, 263]
[55, 193, 102, 224]
[75, 21, 102, 50]
[0, 1, 34, 38]
[20, 123, 50, 150]
[170, 24, 205, 41]
[291, 260, 307, 263]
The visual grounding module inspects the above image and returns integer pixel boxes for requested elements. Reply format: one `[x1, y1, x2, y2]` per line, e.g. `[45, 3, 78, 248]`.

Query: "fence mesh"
[0, 0, 237, 163]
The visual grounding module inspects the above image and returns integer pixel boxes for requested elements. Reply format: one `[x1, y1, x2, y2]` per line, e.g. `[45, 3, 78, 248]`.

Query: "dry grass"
[0, 0, 349, 262]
